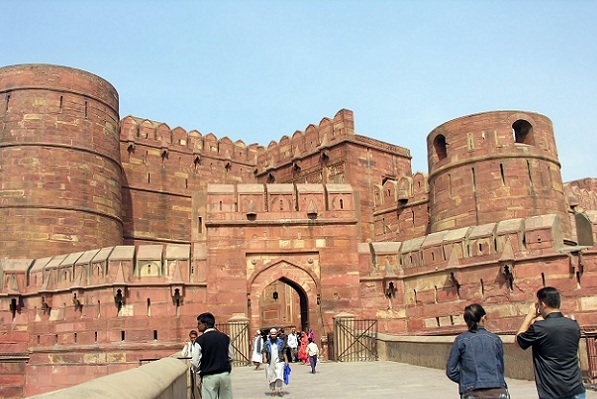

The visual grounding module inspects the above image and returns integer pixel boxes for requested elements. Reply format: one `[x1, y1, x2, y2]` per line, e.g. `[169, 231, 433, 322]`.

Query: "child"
[306, 337, 320, 374]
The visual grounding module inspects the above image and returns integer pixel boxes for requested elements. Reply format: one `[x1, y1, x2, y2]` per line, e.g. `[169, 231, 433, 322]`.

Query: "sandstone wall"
[427, 111, 570, 239]
[0, 64, 122, 259]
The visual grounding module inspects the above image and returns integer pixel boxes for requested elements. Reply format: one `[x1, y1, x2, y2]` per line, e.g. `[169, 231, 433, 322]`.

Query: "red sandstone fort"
[1, 64, 596, 397]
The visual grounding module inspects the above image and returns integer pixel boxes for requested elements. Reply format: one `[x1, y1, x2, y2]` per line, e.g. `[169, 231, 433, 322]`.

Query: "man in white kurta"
[262, 328, 288, 397]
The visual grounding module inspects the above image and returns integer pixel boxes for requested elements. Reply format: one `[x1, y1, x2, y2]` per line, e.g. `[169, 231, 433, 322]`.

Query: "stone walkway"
[231, 360, 597, 399]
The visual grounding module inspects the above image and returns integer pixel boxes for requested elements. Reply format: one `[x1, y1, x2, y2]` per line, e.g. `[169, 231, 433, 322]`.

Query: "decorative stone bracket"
[501, 264, 514, 291]
[113, 285, 126, 311]
[170, 284, 184, 306]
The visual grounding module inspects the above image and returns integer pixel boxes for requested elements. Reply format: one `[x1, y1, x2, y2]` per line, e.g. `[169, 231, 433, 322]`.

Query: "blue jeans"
[308, 355, 317, 373]
[540, 393, 585, 399]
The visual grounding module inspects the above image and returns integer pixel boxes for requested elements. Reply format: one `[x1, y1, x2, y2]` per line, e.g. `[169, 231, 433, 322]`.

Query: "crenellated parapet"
[373, 214, 570, 277]
[361, 212, 597, 332]
[120, 115, 263, 165]
[373, 172, 430, 241]
[565, 178, 597, 211]
[255, 109, 355, 174]
[374, 172, 429, 210]
[0, 244, 192, 307]
[206, 183, 356, 222]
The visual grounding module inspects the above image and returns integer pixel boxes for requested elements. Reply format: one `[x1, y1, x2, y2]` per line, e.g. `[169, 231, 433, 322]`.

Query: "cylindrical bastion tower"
[427, 110, 570, 239]
[0, 64, 123, 259]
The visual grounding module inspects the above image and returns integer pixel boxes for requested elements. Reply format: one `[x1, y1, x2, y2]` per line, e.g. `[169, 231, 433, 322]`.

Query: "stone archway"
[248, 259, 320, 338]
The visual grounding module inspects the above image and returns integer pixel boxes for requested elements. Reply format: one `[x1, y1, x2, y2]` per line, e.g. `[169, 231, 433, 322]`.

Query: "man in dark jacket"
[192, 312, 234, 399]
[516, 287, 585, 399]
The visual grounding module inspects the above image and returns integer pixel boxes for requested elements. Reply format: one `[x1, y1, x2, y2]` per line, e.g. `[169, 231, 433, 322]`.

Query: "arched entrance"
[260, 277, 308, 331]
[248, 259, 320, 338]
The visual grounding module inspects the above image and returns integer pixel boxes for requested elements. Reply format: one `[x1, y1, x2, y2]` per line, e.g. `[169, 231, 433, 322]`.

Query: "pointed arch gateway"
[248, 258, 320, 335]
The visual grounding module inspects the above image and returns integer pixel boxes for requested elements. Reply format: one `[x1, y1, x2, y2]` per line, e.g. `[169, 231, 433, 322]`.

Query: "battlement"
[255, 109, 355, 173]
[206, 183, 356, 222]
[565, 178, 597, 211]
[120, 115, 264, 164]
[374, 172, 429, 210]
[364, 213, 581, 279]
[0, 244, 192, 300]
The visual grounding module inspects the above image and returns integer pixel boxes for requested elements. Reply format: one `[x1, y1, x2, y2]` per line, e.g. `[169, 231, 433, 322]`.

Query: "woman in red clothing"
[297, 331, 309, 364]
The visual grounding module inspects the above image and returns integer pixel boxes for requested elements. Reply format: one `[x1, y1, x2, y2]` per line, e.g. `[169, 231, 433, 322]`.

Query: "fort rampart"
[1, 63, 597, 397]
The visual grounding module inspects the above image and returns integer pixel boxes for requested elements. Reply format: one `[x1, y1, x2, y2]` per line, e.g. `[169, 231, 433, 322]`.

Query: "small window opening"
[198, 216, 203, 234]
[94, 331, 98, 342]
[74, 333, 77, 344]
[339, 199, 344, 209]
[480, 279, 485, 297]
[153, 330, 158, 340]
[500, 163, 506, 185]
[512, 119, 534, 145]
[433, 134, 448, 160]
[147, 173, 151, 184]
[59, 96, 63, 112]
[121, 331, 125, 341]
[84, 100, 88, 119]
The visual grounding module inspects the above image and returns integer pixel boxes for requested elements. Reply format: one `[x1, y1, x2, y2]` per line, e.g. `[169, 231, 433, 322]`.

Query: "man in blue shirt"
[516, 287, 585, 399]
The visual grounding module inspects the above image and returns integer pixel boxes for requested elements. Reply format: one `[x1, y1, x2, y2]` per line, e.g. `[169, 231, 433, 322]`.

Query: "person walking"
[516, 287, 585, 399]
[251, 329, 264, 370]
[298, 331, 309, 364]
[306, 337, 320, 374]
[446, 304, 509, 399]
[192, 312, 234, 399]
[262, 328, 289, 397]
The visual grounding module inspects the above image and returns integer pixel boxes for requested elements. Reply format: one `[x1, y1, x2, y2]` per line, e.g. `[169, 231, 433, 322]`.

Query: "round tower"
[0, 64, 123, 258]
[427, 110, 570, 238]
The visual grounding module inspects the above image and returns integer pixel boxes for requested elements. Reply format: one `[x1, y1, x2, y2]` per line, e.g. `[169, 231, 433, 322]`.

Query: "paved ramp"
[231, 361, 597, 399]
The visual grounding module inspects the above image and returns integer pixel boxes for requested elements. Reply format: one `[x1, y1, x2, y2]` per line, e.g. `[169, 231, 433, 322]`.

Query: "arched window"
[433, 134, 447, 160]
[512, 120, 534, 145]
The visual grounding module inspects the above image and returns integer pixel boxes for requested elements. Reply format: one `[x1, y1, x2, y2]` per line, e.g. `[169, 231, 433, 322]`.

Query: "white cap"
[269, 328, 278, 333]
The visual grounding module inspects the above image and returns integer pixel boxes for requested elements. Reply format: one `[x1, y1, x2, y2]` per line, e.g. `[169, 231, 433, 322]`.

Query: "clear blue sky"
[2, 0, 596, 182]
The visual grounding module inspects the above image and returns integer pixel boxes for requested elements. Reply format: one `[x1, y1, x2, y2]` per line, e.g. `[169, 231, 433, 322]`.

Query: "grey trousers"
[201, 372, 233, 399]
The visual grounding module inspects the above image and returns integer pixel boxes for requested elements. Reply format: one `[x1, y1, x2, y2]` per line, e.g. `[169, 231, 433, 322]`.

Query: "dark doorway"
[260, 277, 309, 331]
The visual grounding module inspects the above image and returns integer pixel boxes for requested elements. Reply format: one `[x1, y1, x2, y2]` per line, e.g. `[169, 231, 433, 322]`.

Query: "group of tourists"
[181, 317, 320, 399]
[251, 326, 320, 396]
[179, 286, 585, 399]
[447, 287, 586, 399]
